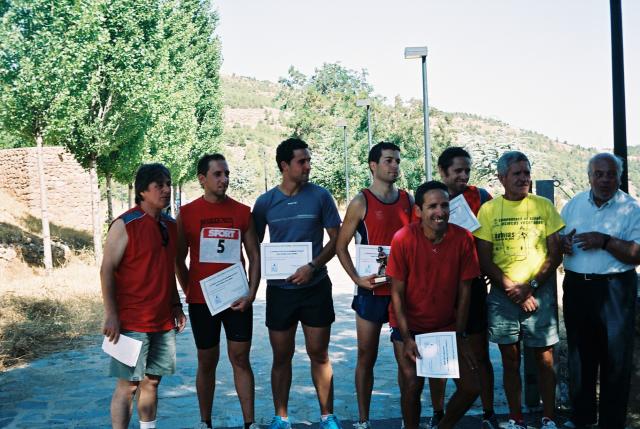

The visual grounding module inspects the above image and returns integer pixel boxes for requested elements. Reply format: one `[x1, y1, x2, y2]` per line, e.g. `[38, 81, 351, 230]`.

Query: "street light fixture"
[404, 46, 432, 180]
[336, 119, 349, 202]
[356, 98, 373, 153]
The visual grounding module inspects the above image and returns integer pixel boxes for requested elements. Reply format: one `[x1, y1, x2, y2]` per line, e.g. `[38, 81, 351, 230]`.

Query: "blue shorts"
[352, 291, 391, 324]
[108, 329, 176, 381]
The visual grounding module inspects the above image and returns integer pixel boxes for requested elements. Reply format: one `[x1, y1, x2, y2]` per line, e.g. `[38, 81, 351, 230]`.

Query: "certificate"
[355, 245, 391, 295]
[415, 331, 460, 379]
[261, 242, 312, 280]
[448, 194, 481, 232]
[200, 263, 250, 316]
[102, 334, 142, 367]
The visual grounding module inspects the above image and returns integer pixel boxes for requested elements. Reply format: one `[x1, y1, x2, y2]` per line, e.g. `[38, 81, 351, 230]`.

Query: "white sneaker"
[541, 418, 558, 429]
[193, 423, 209, 429]
[249, 424, 261, 429]
[353, 422, 371, 429]
[505, 420, 527, 429]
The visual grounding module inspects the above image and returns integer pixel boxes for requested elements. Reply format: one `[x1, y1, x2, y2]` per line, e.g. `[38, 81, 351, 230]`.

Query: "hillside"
[219, 74, 639, 203]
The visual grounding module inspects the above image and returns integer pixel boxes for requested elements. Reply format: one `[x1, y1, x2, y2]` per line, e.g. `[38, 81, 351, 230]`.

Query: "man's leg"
[111, 379, 139, 429]
[438, 337, 481, 429]
[532, 346, 555, 420]
[467, 331, 494, 413]
[393, 340, 425, 429]
[269, 324, 297, 417]
[354, 314, 383, 422]
[196, 346, 220, 423]
[428, 378, 446, 417]
[228, 340, 255, 423]
[598, 271, 637, 429]
[302, 324, 334, 415]
[138, 374, 162, 423]
[498, 343, 522, 418]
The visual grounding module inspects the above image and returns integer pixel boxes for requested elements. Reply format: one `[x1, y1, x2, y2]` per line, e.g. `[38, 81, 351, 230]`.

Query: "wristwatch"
[530, 279, 539, 290]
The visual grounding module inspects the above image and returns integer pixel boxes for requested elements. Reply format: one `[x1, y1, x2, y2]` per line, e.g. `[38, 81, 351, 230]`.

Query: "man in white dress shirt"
[560, 153, 640, 429]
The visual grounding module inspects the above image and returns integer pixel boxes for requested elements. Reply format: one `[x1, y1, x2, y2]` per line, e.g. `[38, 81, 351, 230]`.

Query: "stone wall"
[0, 147, 95, 231]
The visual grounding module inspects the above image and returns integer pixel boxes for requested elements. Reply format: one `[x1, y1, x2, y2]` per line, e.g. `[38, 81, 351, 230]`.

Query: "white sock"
[140, 420, 157, 429]
[321, 414, 332, 422]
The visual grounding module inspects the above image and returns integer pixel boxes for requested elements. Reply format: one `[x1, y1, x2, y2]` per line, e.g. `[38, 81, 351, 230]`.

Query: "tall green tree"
[147, 0, 223, 212]
[0, 0, 102, 271]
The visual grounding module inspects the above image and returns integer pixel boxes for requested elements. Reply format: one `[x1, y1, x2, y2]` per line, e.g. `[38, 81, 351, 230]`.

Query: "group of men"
[101, 137, 639, 429]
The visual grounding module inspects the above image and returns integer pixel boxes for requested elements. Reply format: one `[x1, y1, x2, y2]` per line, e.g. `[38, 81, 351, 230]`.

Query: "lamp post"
[336, 119, 349, 202]
[404, 46, 431, 180]
[356, 98, 373, 153]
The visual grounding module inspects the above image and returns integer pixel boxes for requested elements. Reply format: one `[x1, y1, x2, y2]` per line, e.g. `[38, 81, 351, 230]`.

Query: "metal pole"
[610, 0, 628, 192]
[343, 126, 350, 202]
[366, 105, 372, 153]
[421, 55, 432, 180]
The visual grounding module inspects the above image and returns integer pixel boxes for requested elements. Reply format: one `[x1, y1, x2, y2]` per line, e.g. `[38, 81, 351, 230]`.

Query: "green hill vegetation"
[218, 68, 638, 204]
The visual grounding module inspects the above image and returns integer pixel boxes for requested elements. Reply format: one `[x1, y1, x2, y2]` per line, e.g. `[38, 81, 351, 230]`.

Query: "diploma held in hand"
[261, 242, 313, 280]
[415, 331, 460, 379]
[448, 194, 480, 232]
[102, 333, 143, 367]
[200, 263, 250, 316]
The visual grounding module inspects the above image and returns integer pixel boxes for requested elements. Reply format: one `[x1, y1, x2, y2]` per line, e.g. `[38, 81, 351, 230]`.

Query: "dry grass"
[0, 253, 103, 371]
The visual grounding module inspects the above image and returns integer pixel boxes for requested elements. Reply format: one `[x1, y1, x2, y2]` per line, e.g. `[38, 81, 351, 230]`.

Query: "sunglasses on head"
[158, 221, 169, 247]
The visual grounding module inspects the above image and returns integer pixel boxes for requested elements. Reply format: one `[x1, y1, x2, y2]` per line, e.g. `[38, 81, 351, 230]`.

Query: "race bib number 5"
[200, 227, 241, 264]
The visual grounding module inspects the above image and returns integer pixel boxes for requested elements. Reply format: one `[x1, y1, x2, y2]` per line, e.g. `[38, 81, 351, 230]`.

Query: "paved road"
[0, 257, 514, 428]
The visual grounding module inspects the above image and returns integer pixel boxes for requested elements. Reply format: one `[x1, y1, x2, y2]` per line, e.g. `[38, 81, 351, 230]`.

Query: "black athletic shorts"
[266, 276, 335, 331]
[188, 303, 253, 349]
[465, 276, 488, 335]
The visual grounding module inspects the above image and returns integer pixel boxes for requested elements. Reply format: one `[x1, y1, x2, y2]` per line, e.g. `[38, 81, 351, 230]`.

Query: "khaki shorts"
[487, 279, 559, 348]
[109, 329, 176, 381]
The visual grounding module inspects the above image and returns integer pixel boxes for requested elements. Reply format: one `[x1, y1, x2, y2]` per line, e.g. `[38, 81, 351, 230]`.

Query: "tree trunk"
[170, 184, 176, 217]
[128, 182, 133, 208]
[106, 172, 113, 224]
[35, 132, 53, 274]
[178, 184, 182, 208]
[89, 158, 102, 264]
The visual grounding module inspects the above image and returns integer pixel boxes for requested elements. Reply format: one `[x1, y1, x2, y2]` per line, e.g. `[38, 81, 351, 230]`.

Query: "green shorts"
[108, 329, 176, 381]
[487, 279, 559, 348]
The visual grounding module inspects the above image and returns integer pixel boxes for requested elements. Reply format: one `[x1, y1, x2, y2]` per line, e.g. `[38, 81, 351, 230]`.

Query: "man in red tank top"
[428, 147, 497, 429]
[336, 142, 413, 429]
[176, 154, 261, 429]
[101, 163, 187, 429]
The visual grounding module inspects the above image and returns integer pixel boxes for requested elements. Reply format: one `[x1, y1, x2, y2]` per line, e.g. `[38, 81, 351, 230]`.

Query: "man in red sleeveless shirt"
[101, 163, 187, 429]
[336, 142, 413, 429]
[176, 154, 261, 429]
[428, 147, 498, 429]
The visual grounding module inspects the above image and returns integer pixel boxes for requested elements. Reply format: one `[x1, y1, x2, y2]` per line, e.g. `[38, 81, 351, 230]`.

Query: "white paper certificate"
[200, 263, 250, 316]
[261, 242, 312, 280]
[448, 194, 481, 232]
[415, 331, 460, 379]
[102, 334, 142, 367]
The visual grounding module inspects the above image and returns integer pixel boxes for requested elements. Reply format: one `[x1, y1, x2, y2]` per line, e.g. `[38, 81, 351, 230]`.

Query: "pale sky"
[214, 0, 639, 150]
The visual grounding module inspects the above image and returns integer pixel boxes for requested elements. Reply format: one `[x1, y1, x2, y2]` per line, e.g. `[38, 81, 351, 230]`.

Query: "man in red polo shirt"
[388, 181, 480, 429]
[101, 163, 187, 429]
[176, 153, 260, 429]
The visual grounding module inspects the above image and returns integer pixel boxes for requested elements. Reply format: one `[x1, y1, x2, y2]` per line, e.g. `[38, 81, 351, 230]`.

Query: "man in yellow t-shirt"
[474, 151, 564, 429]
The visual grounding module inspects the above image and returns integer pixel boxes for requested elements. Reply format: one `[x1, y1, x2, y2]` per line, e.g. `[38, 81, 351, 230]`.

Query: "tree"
[0, 0, 102, 272]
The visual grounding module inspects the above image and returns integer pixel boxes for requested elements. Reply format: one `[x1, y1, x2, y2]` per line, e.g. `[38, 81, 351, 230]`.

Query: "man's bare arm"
[573, 231, 640, 265]
[100, 219, 128, 343]
[231, 217, 262, 311]
[391, 277, 420, 362]
[335, 193, 377, 288]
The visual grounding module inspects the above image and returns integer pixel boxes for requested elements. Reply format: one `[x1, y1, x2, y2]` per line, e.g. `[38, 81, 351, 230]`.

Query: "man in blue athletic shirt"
[253, 138, 343, 429]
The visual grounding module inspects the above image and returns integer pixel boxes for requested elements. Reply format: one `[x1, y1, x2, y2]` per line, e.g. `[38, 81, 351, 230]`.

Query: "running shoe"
[481, 414, 500, 429]
[268, 416, 292, 429]
[193, 423, 209, 429]
[541, 418, 558, 429]
[353, 421, 371, 429]
[320, 414, 343, 429]
[505, 419, 527, 429]
[428, 414, 441, 429]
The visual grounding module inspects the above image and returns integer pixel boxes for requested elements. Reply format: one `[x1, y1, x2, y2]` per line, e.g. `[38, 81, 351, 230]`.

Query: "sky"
[213, 0, 639, 150]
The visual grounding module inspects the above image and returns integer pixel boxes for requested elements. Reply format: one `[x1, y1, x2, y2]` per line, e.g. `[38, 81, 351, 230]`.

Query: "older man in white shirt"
[560, 153, 640, 429]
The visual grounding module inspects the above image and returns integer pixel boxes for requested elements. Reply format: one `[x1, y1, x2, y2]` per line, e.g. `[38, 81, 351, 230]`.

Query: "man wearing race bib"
[335, 142, 413, 429]
[431, 147, 497, 429]
[176, 154, 261, 429]
[253, 138, 343, 429]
